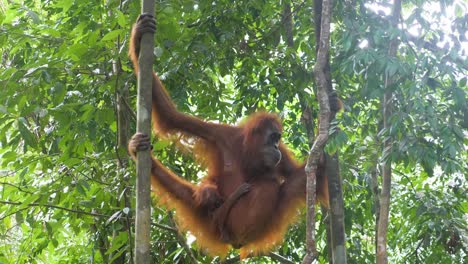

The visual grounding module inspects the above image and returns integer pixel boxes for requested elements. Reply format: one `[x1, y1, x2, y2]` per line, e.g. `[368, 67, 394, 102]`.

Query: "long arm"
[129, 133, 249, 247]
[212, 183, 250, 242]
[129, 14, 226, 142]
[277, 144, 329, 207]
[128, 133, 199, 208]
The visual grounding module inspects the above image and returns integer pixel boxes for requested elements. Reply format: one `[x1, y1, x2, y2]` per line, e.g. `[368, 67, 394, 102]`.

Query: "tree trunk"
[377, 1, 401, 263]
[303, 0, 333, 262]
[314, 0, 347, 262]
[326, 153, 347, 263]
[134, 1, 155, 263]
[370, 165, 380, 256]
[114, 48, 132, 264]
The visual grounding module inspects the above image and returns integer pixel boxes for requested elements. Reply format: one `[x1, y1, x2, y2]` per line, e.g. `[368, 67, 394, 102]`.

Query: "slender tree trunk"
[134, 1, 155, 263]
[370, 165, 380, 256]
[115, 59, 135, 264]
[326, 153, 347, 263]
[377, 157, 392, 264]
[114, 56, 130, 264]
[377, 1, 401, 263]
[303, 0, 333, 262]
[314, 0, 347, 262]
[282, 4, 329, 263]
[102, 3, 133, 262]
[112, 4, 134, 261]
[313, 1, 333, 262]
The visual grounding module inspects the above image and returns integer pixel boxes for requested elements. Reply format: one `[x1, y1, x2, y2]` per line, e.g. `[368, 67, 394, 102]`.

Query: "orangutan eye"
[269, 132, 281, 144]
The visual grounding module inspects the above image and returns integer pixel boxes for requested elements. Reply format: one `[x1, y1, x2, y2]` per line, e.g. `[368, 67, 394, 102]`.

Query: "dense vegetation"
[0, 0, 466, 263]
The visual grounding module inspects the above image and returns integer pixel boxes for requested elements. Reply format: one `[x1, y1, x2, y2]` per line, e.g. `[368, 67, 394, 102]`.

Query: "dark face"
[261, 128, 282, 168]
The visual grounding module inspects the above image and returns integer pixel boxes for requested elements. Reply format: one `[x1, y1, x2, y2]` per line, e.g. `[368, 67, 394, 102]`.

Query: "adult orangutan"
[128, 14, 341, 257]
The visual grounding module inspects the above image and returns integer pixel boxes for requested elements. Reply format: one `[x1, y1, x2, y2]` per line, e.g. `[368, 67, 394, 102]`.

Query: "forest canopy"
[0, 0, 466, 263]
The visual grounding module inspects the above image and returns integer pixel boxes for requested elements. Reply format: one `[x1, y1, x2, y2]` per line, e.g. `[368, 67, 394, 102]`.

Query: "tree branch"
[168, 214, 198, 263]
[377, 1, 401, 263]
[0, 200, 109, 218]
[303, 0, 333, 262]
[268, 252, 295, 264]
[0, 182, 33, 194]
[0, 200, 176, 232]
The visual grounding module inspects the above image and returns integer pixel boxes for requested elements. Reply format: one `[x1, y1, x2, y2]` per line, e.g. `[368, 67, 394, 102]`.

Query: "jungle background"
[0, 0, 466, 263]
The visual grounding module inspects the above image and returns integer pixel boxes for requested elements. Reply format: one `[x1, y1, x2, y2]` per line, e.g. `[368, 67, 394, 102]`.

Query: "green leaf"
[109, 247, 127, 263]
[17, 118, 37, 149]
[55, 0, 74, 12]
[68, 43, 89, 61]
[154, 140, 171, 151]
[78, 200, 93, 208]
[51, 83, 67, 105]
[79, 104, 94, 121]
[18, 167, 29, 181]
[115, 10, 126, 28]
[19, 194, 40, 210]
[63, 158, 82, 167]
[106, 231, 128, 254]
[101, 29, 123, 42]
[15, 211, 24, 224]
[459, 77, 467, 88]
[1, 151, 16, 163]
[76, 183, 86, 196]
[78, 179, 90, 191]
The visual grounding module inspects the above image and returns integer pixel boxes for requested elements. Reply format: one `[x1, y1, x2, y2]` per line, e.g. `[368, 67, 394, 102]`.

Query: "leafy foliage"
[0, 0, 466, 263]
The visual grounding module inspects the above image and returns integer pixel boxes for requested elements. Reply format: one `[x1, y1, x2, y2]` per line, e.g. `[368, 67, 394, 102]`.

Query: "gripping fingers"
[129, 133, 152, 158]
[238, 183, 251, 195]
[136, 133, 151, 151]
[137, 13, 154, 22]
[136, 13, 156, 35]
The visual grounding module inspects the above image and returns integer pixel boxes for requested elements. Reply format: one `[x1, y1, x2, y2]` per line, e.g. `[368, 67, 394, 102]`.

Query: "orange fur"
[129, 14, 337, 259]
[239, 197, 305, 258]
[150, 174, 231, 257]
